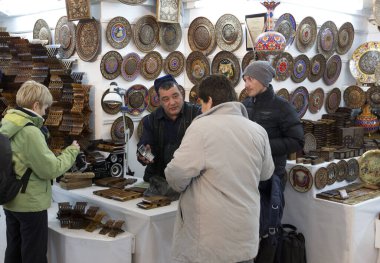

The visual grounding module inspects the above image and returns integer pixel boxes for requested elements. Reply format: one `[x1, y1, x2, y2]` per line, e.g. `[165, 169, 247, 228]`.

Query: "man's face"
[159, 85, 184, 120]
[243, 76, 267, 97]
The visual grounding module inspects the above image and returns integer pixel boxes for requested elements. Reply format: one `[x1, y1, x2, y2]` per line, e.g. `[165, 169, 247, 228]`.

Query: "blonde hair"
[16, 80, 53, 109]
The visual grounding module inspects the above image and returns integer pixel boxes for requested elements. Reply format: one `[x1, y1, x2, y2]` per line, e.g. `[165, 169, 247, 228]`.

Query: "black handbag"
[276, 224, 307, 263]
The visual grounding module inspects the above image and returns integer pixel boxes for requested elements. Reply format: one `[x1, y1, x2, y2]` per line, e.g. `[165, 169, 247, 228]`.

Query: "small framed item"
[156, 0, 181, 23]
[245, 13, 266, 51]
[65, 0, 91, 21]
[138, 144, 155, 162]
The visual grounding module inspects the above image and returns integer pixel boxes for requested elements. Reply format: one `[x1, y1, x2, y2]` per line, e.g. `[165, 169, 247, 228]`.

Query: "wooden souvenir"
[65, 0, 91, 21]
[156, 0, 180, 23]
[215, 14, 243, 52]
[188, 17, 216, 56]
[76, 18, 101, 62]
[159, 23, 182, 52]
[133, 15, 159, 53]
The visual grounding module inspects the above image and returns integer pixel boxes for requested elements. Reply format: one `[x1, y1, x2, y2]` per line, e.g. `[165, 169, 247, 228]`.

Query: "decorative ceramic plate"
[325, 88, 341, 114]
[323, 55, 341, 86]
[189, 85, 201, 105]
[358, 149, 380, 185]
[241, 51, 256, 72]
[343, 85, 366, 109]
[308, 54, 326, 82]
[295, 16, 317, 53]
[117, 0, 147, 4]
[289, 165, 313, 193]
[178, 85, 186, 100]
[336, 22, 354, 55]
[326, 162, 338, 185]
[164, 51, 185, 77]
[125, 84, 149, 116]
[136, 116, 146, 141]
[186, 51, 210, 84]
[140, 51, 163, 80]
[121, 52, 141, 82]
[317, 21, 338, 58]
[159, 22, 182, 52]
[211, 51, 241, 88]
[315, 167, 328, 190]
[366, 86, 380, 108]
[100, 51, 123, 80]
[239, 88, 249, 102]
[101, 89, 121, 115]
[337, 160, 348, 182]
[106, 16, 132, 49]
[276, 88, 290, 102]
[304, 133, 317, 154]
[33, 19, 52, 44]
[346, 158, 359, 182]
[308, 88, 324, 114]
[147, 86, 160, 112]
[55, 16, 76, 59]
[215, 14, 243, 52]
[290, 86, 309, 118]
[351, 41, 380, 84]
[76, 18, 101, 62]
[133, 15, 159, 52]
[188, 16, 216, 56]
[110, 116, 134, 142]
[274, 13, 296, 48]
[291, 54, 310, 83]
[272, 52, 294, 81]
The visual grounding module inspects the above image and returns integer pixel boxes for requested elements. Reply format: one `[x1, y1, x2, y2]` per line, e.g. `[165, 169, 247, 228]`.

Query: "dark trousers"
[4, 209, 48, 263]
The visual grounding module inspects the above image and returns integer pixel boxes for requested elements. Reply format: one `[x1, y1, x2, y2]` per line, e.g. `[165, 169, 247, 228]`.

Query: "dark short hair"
[198, 74, 237, 107]
[156, 81, 179, 97]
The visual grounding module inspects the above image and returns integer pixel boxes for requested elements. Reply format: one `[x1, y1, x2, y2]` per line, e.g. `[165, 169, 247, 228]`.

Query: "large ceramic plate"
[189, 85, 201, 105]
[186, 51, 210, 84]
[351, 41, 380, 84]
[33, 19, 52, 44]
[358, 149, 380, 185]
[308, 87, 324, 114]
[140, 51, 163, 80]
[241, 51, 256, 72]
[366, 86, 380, 108]
[147, 86, 160, 112]
[133, 15, 159, 52]
[346, 158, 359, 182]
[289, 165, 313, 193]
[323, 54, 341, 86]
[290, 86, 309, 118]
[272, 52, 294, 81]
[211, 51, 241, 88]
[325, 87, 341, 114]
[188, 16, 216, 56]
[326, 162, 338, 185]
[292, 54, 310, 83]
[295, 16, 317, 53]
[315, 167, 328, 190]
[76, 18, 101, 62]
[215, 14, 243, 52]
[125, 84, 149, 116]
[336, 22, 354, 55]
[110, 116, 134, 142]
[343, 85, 366, 109]
[317, 21, 338, 58]
[101, 89, 121, 115]
[336, 160, 348, 182]
[100, 51, 123, 80]
[121, 52, 141, 82]
[308, 54, 326, 82]
[159, 23, 182, 52]
[55, 16, 76, 59]
[164, 51, 185, 77]
[106, 16, 132, 49]
[274, 13, 296, 48]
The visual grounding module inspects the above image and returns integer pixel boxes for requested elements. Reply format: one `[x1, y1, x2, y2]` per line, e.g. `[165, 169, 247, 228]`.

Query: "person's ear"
[208, 96, 213, 108]
[32, 101, 40, 111]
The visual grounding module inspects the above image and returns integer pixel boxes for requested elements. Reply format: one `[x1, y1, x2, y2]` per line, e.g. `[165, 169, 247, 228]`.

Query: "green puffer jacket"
[0, 109, 79, 212]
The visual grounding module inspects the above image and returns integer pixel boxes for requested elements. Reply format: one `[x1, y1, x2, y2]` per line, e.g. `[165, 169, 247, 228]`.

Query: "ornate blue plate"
[124, 84, 149, 116]
[290, 86, 309, 118]
[274, 13, 296, 48]
[291, 54, 310, 83]
[106, 16, 132, 49]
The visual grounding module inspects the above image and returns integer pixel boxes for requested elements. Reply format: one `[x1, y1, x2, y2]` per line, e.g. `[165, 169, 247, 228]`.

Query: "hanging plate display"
[366, 86, 380, 108]
[188, 16, 216, 56]
[346, 158, 359, 182]
[55, 16, 76, 59]
[186, 51, 210, 84]
[140, 51, 163, 80]
[106, 16, 132, 49]
[121, 52, 141, 82]
[241, 51, 256, 72]
[239, 88, 249, 102]
[76, 18, 101, 62]
[100, 51, 123, 80]
[147, 86, 160, 112]
[133, 15, 159, 53]
[33, 19, 52, 44]
[274, 13, 296, 48]
[308, 54, 326, 82]
[164, 51, 185, 77]
[211, 51, 241, 88]
[315, 167, 328, 190]
[215, 14, 243, 52]
[189, 85, 201, 105]
[326, 162, 338, 185]
[276, 88, 290, 102]
[117, 0, 147, 4]
[272, 52, 294, 81]
[125, 84, 149, 116]
[178, 85, 186, 100]
[325, 87, 341, 114]
[159, 23, 182, 52]
[308, 87, 324, 114]
[110, 116, 134, 142]
[343, 85, 366, 109]
[101, 89, 121, 115]
[323, 55, 342, 86]
[351, 41, 380, 84]
[290, 86, 309, 118]
[289, 165, 313, 193]
[304, 133, 317, 154]
[336, 160, 348, 182]
[317, 21, 338, 58]
[295, 16, 317, 53]
[358, 149, 380, 185]
[291, 54, 310, 83]
[136, 116, 146, 140]
[336, 22, 354, 55]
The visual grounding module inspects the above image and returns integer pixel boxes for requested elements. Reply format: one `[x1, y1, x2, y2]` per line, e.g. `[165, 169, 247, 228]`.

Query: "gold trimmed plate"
[110, 116, 134, 142]
[147, 86, 160, 112]
[100, 51, 123, 80]
[241, 51, 256, 72]
[106, 16, 132, 49]
[55, 16, 76, 59]
[291, 54, 310, 83]
[323, 54, 341, 86]
[295, 16, 317, 53]
[317, 21, 338, 58]
[337, 160, 348, 182]
[211, 51, 241, 88]
[347, 158, 359, 182]
[164, 51, 185, 77]
[121, 52, 141, 82]
[272, 52, 294, 81]
[140, 51, 163, 80]
[159, 22, 182, 52]
[76, 18, 101, 62]
[276, 88, 290, 102]
[124, 84, 149, 116]
[188, 16, 216, 56]
[308, 54, 326, 82]
[133, 15, 159, 53]
[366, 86, 380, 108]
[186, 51, 210, 84]
[351, 41, 380, 84]
[274, 13, 296, 48]
[215, 14, 243, 52]
[308, 87, 324, 114]
[289, 165, 313, 193]
[326, 162, 338, 185]
[290, 86, 309, 118]
[325, 87, 341, 114]
[336, 22, 354, 55]
[315, 167, 328, 190]
[343, 85, 365, 109]
[358, 149, 380, 185]
[33, 19, 52, 44]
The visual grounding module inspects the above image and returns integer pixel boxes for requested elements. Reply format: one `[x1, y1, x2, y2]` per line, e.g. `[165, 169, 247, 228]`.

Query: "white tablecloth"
[283, 160, 380, 263]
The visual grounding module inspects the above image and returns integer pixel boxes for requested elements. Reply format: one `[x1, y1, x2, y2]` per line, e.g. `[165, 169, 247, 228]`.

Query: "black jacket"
[242, 85, 304, 175]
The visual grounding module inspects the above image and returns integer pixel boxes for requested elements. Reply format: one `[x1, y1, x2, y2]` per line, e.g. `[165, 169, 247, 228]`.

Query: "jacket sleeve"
[269, 103, 304, 156]
[260, 129, 275, 181]
[21, 126, 79, 180]
[165, 124, 205, 192]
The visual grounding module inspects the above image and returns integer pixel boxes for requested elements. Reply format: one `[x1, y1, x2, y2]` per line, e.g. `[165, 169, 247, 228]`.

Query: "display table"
[51, 183, 178, 263]
[283, 160, 380, 263]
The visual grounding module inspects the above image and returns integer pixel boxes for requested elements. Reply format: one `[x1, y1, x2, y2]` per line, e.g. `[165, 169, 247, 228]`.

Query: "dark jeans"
[4, 209, 48, 263]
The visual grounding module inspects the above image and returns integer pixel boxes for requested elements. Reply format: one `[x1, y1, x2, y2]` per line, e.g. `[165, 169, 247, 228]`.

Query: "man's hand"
[137, 144, 154, 165]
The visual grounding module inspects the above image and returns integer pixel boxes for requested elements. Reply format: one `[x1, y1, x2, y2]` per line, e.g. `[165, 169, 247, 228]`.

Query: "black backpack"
[276, 224, 307, 263]
[0, 124, 33, 205]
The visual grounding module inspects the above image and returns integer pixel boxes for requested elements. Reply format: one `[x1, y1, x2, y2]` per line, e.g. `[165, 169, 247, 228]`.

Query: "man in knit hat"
[242, 61, 304, 263]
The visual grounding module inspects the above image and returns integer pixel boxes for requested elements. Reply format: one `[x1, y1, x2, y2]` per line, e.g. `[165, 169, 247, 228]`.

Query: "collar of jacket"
[155, 102, 187, 120]
[5, 108, 44, 128]
[195, 101, 248, 120]
[251, 84, 275, 103]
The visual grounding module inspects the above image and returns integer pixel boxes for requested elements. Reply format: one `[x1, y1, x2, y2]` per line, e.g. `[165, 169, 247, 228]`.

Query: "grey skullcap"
[242, 60, 275, 87]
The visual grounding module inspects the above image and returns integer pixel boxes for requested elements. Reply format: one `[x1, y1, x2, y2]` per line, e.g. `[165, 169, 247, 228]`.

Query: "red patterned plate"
[289, 165, 313, 193]
[272, 52, 294, 81]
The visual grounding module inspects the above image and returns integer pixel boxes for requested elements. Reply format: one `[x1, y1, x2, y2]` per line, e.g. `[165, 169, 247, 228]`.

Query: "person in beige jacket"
[165, 74, 274, 263]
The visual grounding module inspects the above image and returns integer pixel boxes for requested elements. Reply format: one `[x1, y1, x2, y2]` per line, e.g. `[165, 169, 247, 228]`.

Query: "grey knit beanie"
[242, 61, 275, 87]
